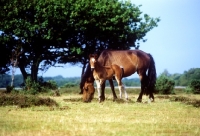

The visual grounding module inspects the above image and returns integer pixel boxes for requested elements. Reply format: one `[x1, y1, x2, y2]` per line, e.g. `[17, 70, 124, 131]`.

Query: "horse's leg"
[123, 85, 128, 100]
[137, 73, 146, 102]
[137, 86, 144, 102]
[118, 85, 128, 100]
[100, 81, 106, 102]
[95, 80, 102, 102]
[149, 93, 154, 102]
[118, 85, 122, 99]
[108, 79, 117, 101]
[116, 77, 128, 100]
[148, 86, 155, 102]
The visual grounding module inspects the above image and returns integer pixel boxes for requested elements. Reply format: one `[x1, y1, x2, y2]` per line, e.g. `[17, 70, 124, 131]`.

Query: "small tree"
[187, 79, 200, 94]
[155, 75, 175, 94]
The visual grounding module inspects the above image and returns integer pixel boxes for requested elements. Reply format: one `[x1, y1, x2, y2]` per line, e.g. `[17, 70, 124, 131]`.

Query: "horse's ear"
[89, 54, 95, 58]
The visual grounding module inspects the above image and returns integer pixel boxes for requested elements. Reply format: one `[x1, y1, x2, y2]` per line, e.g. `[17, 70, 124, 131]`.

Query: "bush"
[155, 75, 175, 94]
[6, 85, 14, 93]
[24, 77, 58, 95]
[41, 80, 58, 90]
[187, 79, 200, 94]
[24, 77, 40, 95]
[63, 83, 76, 88]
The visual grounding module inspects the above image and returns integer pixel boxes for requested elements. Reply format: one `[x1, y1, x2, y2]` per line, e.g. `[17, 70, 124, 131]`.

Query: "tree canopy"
[0, 0, 160, 82]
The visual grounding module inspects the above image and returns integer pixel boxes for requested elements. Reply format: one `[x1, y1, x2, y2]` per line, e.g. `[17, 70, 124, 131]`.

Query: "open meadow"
[0, 87, 200, 136]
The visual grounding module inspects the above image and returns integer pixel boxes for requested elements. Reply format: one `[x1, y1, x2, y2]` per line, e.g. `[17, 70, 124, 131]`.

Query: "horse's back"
[98, 50, 150, 77]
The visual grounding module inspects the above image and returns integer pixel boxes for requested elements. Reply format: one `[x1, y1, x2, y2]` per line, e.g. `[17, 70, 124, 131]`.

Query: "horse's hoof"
[136, 99, 142, 103]
[150, 98, 154, 102]
[113, 97, 118, 102]
[100, 97, 105, 102]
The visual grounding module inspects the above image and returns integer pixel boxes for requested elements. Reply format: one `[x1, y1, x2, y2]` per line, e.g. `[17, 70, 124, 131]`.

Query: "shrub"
[6, 85, 14, 93]
[24, 77, 40, 95]
[63, 83, 76, 88]
[41, 80, 58, 90]
[187, 79, 200, 94]
[155, 75, 175, 94]
[24, 77, 58, 95]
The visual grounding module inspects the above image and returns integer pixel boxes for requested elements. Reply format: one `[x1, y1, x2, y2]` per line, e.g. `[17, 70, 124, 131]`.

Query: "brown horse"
[89, 54, 128, 102]
[82, 76, 95, 102]
[80, 50, 156, 102]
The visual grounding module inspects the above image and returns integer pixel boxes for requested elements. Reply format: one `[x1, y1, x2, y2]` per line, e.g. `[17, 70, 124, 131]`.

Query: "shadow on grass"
[63, 97, 135, 104]
[63, 98, 83, 102]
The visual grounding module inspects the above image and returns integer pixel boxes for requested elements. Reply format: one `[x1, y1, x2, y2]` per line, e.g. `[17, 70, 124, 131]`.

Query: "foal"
[89, 54, 128, 102]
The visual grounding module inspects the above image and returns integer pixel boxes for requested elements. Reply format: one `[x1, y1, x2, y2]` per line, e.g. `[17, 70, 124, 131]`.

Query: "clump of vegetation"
[24, 77, 58, 95]
[62, 82, 77, 88]
[170, 96, 200, 108]
[6, 85, 14, 93]
[0, 93, 58, 108]
[155, 75, 175, 94]
[185, 79, 200, 94]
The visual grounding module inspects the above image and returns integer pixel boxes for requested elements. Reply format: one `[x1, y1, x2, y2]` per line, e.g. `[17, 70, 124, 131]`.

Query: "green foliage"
[177, 68, 200, 86]
[45, 80, 58, 90]
[63, 83, 76, 88]
[155, 75, 175, 94]
[159, 68, 200, 86]
[0, 0, 160, 81]
[187, 79, 200, 94]
[24, 77, 40, 95]
[6, 85, 14, 93]
[24, 77, 58, 95]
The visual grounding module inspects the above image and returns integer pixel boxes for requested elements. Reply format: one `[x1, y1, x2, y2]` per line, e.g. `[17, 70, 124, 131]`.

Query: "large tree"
[58, 0, 160, 73]
[0, 0, 160, 82]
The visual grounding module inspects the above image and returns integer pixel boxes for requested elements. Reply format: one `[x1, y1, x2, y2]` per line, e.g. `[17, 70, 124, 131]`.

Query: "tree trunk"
[18, 62, 28, 83]
[31, 60, 39, 82]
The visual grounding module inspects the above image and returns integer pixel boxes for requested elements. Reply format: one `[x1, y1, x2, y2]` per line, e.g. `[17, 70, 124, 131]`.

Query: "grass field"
[0, 88, 200, 136]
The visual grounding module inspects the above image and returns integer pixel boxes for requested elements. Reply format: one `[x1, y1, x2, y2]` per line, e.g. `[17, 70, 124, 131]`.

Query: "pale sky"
[16, 0, 200, 78]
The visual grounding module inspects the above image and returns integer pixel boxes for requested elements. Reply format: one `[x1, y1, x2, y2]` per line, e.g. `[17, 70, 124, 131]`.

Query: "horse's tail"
[147, 54, 157, 94]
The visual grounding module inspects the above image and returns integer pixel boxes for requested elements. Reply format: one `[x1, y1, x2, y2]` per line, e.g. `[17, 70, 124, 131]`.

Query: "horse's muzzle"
[91, 68, 94, 72]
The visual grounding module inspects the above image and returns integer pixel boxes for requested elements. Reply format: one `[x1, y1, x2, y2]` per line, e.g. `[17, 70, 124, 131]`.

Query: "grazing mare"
[82, 76, 95, 102]
[80, 50, 156, 103]
[89, 54, 128, 102]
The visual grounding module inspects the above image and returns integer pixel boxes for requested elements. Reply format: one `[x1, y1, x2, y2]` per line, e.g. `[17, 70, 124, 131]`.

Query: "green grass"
[0, 88, 200, 136]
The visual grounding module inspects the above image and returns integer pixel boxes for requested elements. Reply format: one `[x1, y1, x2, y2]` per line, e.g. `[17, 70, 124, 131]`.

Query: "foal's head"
[89, 54, 98, 71]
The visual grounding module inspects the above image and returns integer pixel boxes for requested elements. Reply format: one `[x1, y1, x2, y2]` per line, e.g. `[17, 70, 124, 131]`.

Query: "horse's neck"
[95, 61, 105, 72]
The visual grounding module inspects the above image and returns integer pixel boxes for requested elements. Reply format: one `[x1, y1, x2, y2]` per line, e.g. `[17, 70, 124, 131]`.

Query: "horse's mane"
[80, 64, 94, 89]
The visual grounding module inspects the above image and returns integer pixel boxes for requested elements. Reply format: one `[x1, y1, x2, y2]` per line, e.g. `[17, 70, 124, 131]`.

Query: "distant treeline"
[0, 68, 200, 88]
[0, 74, 140, 88]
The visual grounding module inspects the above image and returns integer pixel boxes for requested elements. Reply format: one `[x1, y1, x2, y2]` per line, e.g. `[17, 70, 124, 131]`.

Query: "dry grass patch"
[0, 93, 58, 108]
